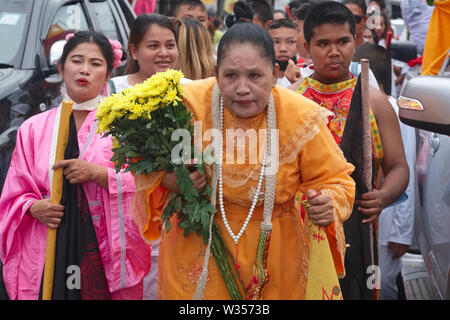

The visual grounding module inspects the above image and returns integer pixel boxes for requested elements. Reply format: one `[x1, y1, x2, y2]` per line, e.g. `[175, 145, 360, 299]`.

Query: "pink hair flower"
[113, 50, 123, 68]
[65, 33, 75, 42]
[109, 39, 121, 50]
[109, 39, 122, 68]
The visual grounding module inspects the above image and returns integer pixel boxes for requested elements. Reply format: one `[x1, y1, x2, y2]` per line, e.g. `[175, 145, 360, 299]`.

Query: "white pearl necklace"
[218, 98, 267, 244]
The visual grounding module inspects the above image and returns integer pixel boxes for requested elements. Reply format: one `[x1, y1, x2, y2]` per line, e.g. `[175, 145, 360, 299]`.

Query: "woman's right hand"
[161, 163, 207, 193]
[28, 199, 64, 229]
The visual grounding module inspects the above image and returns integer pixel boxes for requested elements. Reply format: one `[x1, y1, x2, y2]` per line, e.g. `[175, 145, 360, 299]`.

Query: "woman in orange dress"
[133, 21, 356, 299]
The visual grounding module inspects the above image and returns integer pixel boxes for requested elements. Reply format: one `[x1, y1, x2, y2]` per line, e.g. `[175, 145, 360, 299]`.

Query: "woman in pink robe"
[0, 31, 151, 299]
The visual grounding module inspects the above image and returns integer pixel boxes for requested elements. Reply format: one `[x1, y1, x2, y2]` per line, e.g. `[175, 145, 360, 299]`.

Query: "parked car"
[0, 0, 136, 193]
[398, 50, 450, 299]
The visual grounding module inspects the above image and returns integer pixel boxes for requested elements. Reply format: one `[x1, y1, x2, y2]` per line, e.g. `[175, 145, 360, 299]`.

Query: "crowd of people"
[0, 0, 433, 300]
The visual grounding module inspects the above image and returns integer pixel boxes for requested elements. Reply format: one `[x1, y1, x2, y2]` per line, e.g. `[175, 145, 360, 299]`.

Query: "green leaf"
[174, 165, 198, 202]
[164, 218, 172, 233]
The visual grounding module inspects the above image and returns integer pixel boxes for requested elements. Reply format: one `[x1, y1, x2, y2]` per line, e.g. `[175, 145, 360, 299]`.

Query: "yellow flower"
[95, 69, 185, 133]
[97, 122, 108, 134]
[112, 137, 120, 149]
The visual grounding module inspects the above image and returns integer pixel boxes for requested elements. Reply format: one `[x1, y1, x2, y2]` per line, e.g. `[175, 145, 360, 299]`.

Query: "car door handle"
[429, 133, 440, 157]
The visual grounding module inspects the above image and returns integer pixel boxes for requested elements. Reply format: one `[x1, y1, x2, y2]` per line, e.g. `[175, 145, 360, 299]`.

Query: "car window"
[117, 0, 136, 27]
[0, 88, 32, 191]
[90, 1, 120, 41]
[0, 0, 33, 67]
[44, 3, 89, 65]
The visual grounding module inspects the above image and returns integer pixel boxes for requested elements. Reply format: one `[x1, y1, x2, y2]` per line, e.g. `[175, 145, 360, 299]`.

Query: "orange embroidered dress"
[133, 77, 356, 299]
[296, 77, 384, 300]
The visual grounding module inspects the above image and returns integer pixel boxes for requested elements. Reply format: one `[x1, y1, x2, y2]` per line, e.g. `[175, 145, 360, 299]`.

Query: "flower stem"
[210, 232, 244, 300]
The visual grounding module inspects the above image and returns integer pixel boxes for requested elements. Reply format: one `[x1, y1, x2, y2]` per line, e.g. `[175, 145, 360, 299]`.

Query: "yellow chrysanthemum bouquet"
[96, 70, 188, 172]
[96, 70, 244, 299]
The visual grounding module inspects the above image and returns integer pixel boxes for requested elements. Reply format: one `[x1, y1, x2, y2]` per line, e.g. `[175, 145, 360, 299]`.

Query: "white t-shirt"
[379, 96, 415, 246]
[349, 61, 380, 91]
[277, 76, 292, 88]
[109, 75, 192, 94]
[109, 74, 131, 93]
[277, 62, 381, 89]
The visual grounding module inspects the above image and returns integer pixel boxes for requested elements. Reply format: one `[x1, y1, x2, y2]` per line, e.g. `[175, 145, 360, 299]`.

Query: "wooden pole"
[360, 59, 372, 192]
[42, 100, 73, 300]
[360, 59, 377, 277]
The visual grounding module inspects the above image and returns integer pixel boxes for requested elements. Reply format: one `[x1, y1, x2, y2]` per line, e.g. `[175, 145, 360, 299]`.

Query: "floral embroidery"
[278, 107, 332, 166]
[297, 77, 384, 168]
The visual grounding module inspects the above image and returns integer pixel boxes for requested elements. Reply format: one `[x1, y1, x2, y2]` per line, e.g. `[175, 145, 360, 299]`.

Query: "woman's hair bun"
[225, 1, 254, 28]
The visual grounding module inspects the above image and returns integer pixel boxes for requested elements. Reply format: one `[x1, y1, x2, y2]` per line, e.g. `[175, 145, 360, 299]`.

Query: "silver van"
[398, 50, 450, 300]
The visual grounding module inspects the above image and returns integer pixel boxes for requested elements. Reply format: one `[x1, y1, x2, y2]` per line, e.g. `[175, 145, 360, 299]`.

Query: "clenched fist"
[306, 190, 334, 226]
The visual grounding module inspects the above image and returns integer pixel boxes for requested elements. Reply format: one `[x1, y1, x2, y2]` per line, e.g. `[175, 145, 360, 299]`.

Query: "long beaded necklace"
[194, 84, 277, 300]
[218, 97, 268, 245]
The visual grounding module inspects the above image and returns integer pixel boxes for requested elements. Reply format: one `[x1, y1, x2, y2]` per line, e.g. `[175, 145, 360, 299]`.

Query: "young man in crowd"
[294, 1, 409, 300]
[288, 0, 379, 90]
[268, 18, 300, 87]
[247, 0, 273, 30]
[343, 0, 369, 48]
[173, 0, 209, 30]
[291, 2, 314, 76]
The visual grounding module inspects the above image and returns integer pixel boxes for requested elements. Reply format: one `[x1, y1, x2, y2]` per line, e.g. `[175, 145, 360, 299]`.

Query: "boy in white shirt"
[268, 18, 300, 87]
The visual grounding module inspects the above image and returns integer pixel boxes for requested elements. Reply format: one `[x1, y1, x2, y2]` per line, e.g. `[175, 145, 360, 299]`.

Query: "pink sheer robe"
[0, 107, 151, 299]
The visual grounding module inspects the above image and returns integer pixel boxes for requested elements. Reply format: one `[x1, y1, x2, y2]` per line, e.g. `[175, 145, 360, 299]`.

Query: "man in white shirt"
[401, 0, 434, 55]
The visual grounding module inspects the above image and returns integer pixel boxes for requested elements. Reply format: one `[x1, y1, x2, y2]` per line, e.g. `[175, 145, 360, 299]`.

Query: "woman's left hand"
[52, 159, 108, 189]
[306, 189, 334, 226]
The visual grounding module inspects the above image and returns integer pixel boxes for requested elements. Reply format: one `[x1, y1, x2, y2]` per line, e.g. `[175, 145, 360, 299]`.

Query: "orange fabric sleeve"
[321, 186, 352, 278]
[132, 172, 169, 242]
[325, 220, 345, 278]
[297, 120, 355, 279]
[142, 182, 170, 241]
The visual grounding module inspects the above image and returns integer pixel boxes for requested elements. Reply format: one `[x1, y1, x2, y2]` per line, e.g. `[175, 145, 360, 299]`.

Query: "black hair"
[303, 1, 356, 44]
[217, 22, 275, 68]
[342, 0, 367, 17]
[292, 2, 313, 21]
[376, 10, 390, 41]
[225, 1, 254, 28]
[127, 14, 177, 74]
[369, 0, 386, 10]
[288, 0, 308, 13]
[247, 0, 273, 25]
[213, 17, 222, 29]
[268, 18, 297, 31]
[173, 0, 207, 16]
[59, 31, 114, 73]
[364, 25, 379, 43]
[354, 42, 390, 91]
